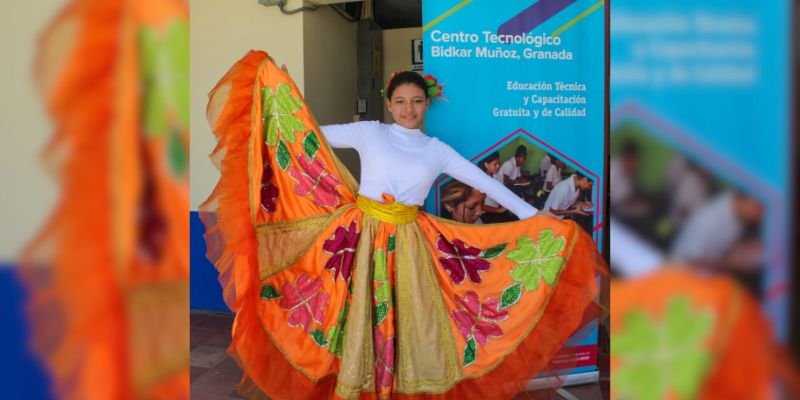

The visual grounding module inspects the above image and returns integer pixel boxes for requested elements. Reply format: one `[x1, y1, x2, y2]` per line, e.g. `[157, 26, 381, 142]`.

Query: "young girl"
[201, 50, 603, 400]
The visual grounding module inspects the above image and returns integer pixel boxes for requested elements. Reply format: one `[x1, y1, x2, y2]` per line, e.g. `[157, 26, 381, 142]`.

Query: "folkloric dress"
[201, 50, 603, 400]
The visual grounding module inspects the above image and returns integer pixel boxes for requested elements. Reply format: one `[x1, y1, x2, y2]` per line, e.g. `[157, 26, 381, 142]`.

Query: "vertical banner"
[610, 1, 792, 340]
[422, 0, 607, 382]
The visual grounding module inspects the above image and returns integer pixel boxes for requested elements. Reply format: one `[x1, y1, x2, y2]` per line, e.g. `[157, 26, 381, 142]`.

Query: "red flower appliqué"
[437, 235, 492, 284]
[323, 221, 360, 282]
[288, 154, 341, 207]
[260, 143, 279, 212]
[451, 291, 508, 346]
[278, 274, 330, 332]
[374, 327, 395, 388]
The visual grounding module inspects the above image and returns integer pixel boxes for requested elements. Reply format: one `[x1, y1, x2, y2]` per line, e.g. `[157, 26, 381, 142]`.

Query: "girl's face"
[448, 190, 486, 224]
[484, 159, 501, 175]
[386, 83, 430, 129]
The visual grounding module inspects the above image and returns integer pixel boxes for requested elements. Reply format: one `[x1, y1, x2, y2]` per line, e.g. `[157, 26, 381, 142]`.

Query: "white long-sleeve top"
[321, 121, 537, 219]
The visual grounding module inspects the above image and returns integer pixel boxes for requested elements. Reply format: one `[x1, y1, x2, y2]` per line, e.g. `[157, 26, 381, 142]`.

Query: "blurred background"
[609, 0, 799, 398]
[0, 1, 69, 398]
[1, 0, 189, 399]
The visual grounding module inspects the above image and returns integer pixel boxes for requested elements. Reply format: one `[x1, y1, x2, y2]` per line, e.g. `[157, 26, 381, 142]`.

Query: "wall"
[303, 7, 357, 126]
[381, 27, 421, 123]
[303, 6, 360, 179]
[0, 0, 64, 261]
[190, 0, 306, 209]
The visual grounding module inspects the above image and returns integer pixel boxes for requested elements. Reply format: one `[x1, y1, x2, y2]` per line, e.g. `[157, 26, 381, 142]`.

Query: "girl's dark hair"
[479, 151, 500, 171]
[385, 71, 428, 99]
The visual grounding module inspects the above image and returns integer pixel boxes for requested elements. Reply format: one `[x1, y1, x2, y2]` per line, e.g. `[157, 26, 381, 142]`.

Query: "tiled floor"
[190, 311, 607, 400]
[191, 312, 249, 400]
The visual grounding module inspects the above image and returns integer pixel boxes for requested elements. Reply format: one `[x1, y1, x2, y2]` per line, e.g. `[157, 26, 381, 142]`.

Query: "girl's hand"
[267, 55, 289, 73]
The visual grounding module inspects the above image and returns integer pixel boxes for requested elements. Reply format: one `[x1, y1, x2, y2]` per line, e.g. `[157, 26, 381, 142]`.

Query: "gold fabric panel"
[126, 282, 190, 393]
[335, 216, 378, 398]
[394, 223, 462, 393]
[256, 206, 352, 279]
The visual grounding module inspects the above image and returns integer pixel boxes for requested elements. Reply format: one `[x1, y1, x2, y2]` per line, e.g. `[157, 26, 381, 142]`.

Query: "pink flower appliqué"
[288, 154, 341, 207]
[451, 291, 508, 346]
[323, 221, 360, 282]
[260, 144, 279, 212]
[374, 328, 395, 388]
[278, 274, 330, 332]
[437, 235, 492, 284]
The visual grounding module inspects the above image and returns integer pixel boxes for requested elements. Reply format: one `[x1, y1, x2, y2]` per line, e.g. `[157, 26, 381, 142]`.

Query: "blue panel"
[423, 0, 606, 377]
[0, 267, 54, 400]
[190, 212, 231, 313]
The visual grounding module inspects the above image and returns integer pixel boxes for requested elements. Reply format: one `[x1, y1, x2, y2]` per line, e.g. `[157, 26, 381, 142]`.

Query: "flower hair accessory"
[380, 70, 446, 101]
[423, 74, 444, 99]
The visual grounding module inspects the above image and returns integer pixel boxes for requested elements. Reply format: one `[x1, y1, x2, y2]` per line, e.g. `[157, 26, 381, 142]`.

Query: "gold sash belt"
[355, 195, 419, 225]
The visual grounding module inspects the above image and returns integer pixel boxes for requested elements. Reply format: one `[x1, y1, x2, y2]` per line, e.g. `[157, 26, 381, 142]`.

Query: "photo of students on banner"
[611, 122, 765, 296]
[437, 139, 596, 238]
[439, 180, 486, 224]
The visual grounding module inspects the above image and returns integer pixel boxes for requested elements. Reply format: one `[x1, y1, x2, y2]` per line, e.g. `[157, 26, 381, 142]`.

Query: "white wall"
[191, 0, 306, 209]
[302, 7, 357, 126]
[382, 27, 422, 123]
[0, 1, 65, 261]
[302, 6, 360, 179]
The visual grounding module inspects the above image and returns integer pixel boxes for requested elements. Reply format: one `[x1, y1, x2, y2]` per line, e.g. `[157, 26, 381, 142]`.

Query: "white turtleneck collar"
[390, 123, 424, 136]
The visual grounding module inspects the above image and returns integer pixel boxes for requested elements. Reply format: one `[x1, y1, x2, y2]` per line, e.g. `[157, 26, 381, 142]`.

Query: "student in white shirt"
[539, 153, 552, 177]
[543, 158, 565, 192]
[670, 190, 763, 270]
[498, 145, 530, 186]
[478, 151, 508, 214]
[543, 172, 594, 219]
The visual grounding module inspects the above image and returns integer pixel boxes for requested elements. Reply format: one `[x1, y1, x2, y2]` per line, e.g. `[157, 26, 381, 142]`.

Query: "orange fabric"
[20, 0, 189, 399]
[611, 269, 782, 400]
[201, 50, 605, 399]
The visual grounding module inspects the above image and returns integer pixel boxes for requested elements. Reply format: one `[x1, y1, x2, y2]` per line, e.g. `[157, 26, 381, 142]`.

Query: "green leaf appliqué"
[463, 336, 477, 366]
[507, 230, 566, 291]
[260, 284, 281, 300]
[262, 83, 305, 146]
[388, 235, 396, 252]
[139, 21, 189, 138]
[500, 282, 523, 309]
[374, 249, 388, 281]
[374, 303, 388, 326]
[310, 328, 329, 347]
[481, 243, 508, 259]
[327, 325, 344, 357]
[373, 249, 392, 304]
[276, 140, 291, 170]
[138, 21, 189, 178]
[303, 130, 321, 159]
[327, 302, 349, 357]
[375, 284, 391, 303]
[612, 296, 715, 400]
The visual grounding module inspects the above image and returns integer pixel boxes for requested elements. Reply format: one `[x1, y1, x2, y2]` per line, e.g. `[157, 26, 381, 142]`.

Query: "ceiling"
[332, 0, 421, 29]
[374, 0, 421, 29]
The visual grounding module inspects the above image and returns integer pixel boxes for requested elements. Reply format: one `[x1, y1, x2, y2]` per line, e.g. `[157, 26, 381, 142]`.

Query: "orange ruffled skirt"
[200, 50, 603, 400]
